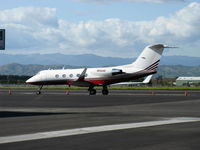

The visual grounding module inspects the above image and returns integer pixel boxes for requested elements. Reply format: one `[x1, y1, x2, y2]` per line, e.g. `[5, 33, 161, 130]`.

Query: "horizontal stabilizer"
[149, 44, 178, 49]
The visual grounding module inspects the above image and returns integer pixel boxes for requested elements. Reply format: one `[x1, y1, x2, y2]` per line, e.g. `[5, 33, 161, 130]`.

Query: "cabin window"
[55, 74, 59, 78]
[69, 74, 73, 78]
[62, 74, 66, 78]
[85, 73, 88, 77]
[76, 74, 80, 77]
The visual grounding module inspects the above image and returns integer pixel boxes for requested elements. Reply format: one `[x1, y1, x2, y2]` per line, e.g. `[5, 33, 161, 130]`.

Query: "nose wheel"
[36, 91, 41, 95]
[36, 85, 43, 95]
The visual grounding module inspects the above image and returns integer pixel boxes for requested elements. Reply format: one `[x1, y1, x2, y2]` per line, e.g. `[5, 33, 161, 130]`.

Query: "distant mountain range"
[0, 53, 199, 66]
[0, 53, 199, 77]
[0, 63, 82, 76]
[157, 65, 200, 78]
[0, 63, 200, 78]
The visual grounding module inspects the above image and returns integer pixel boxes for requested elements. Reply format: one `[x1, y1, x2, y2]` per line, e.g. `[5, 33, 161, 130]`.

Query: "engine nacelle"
[92, 68, 125, 77]
[112, 69, 124, 76]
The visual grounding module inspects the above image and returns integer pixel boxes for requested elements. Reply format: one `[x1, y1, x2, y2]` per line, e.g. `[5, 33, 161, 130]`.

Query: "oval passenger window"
[55, 74, 59, 78]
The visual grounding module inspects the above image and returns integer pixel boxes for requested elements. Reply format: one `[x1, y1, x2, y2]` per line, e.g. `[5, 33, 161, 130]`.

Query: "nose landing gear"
[36, 85, 43, 95]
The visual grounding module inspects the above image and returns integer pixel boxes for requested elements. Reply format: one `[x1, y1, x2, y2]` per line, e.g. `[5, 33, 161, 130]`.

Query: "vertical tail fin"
[132, 44, 170, 70]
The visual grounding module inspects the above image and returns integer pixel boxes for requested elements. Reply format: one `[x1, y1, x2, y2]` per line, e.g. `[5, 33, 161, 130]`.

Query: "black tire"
[102, 89, 109, 95]
[36, 91, 41, 95]
[89, 89, 96, 95]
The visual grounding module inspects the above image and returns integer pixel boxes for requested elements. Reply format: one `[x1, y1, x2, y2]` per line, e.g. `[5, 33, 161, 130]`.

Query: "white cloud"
[0, 7, 58, 27]
[0, 2, 200, 57]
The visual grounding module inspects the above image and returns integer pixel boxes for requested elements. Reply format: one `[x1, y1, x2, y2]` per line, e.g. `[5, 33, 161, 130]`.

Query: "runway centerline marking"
[0, 117, 200, 144]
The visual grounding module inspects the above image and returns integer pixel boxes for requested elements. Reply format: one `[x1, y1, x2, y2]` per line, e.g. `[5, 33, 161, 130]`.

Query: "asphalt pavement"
[0, 89, 200, 150]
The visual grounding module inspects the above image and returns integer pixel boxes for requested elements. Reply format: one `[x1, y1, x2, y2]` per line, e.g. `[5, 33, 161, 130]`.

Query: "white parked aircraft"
[111, 75, 153, 86]
[26, 44, 171, 95]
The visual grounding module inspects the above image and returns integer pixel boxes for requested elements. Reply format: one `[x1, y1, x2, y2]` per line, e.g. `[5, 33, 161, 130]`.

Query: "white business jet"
[26, 44, 171, 95]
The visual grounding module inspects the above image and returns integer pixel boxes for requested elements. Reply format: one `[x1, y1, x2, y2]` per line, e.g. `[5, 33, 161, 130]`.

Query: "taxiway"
[0, 89, 200, 150]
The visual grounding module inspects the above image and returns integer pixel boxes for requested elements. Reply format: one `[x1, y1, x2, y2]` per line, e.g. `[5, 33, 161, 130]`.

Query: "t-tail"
[132, 44, 176, 71]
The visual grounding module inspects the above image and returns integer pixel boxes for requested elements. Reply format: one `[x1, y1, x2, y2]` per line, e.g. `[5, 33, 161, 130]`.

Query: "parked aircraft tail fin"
[142, 75, 153, 84]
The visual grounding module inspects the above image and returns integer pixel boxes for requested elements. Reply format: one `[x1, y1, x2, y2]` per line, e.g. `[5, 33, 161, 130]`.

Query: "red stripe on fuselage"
[86, 80, 106, 85]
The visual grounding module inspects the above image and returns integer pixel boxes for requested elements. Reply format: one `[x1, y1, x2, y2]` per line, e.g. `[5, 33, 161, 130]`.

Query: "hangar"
[176, 77, 200, 86]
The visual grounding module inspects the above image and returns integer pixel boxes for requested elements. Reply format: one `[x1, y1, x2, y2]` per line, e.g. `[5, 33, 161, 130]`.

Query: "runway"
[0, 89, 200, 150]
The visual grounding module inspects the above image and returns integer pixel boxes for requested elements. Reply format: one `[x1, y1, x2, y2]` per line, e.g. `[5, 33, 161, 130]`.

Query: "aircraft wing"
[71, 68, 93, 87]
[77, 68, 87, 81]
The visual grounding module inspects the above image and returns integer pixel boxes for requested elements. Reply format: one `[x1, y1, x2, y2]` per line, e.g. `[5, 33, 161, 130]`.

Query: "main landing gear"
[36, 85, 43, 95]
[88, 85, 109, 95]
[102, 86, 109, 95]
[88, 86, 96, 95]
[89, 89, 97, 95]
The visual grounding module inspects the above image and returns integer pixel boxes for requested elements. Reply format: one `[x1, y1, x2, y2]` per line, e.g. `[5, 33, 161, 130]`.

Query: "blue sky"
[0, 0, 199, 57]
[0, 0, 193, 21]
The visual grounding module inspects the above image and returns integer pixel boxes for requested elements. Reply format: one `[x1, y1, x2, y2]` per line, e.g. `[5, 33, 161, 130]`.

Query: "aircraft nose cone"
[26, 77, 35, 84]
[26, 78, 31, 84]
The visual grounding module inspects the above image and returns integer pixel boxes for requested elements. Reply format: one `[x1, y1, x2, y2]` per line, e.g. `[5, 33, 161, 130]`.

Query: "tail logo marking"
[145, 60, 160, 71]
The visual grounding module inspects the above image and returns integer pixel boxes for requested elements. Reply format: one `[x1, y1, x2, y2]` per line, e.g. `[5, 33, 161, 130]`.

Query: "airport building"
[176, 77, 200, 86]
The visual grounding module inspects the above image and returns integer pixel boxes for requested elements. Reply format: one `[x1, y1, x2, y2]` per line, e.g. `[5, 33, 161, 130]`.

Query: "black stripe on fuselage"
[145, 60, 160, 70]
